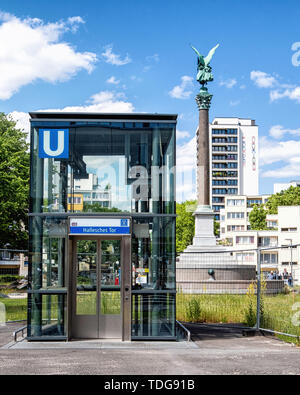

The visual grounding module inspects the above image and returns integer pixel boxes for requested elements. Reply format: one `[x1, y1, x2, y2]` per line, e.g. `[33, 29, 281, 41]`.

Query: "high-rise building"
[209, 117, 259, 220]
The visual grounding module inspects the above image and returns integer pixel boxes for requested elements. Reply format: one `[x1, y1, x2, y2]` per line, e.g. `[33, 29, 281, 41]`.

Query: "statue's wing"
[204, 44, 220, 65]
[191, 45, 205, 66]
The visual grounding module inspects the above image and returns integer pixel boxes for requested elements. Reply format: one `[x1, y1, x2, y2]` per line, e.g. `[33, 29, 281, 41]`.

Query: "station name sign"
[69, 218, 130, 235]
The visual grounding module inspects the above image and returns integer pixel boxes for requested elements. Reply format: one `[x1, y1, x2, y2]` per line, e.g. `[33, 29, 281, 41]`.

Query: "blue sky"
[1, 0, 300, 199]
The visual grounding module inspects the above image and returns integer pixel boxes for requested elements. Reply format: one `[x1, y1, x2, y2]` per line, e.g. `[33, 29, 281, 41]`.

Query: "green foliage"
[245, 299, 256, 327]
[0, 275, 23, 284]
[83, 202, 122, 213]
[186, 297, 202, 322]
[214, 219, 220, 237]
[266, 186, 300, 214]
[0, 297, 27, 321]
[176, 200, 196, 253]
[249, 204, 267, 230]
[0, 113, 29, 249]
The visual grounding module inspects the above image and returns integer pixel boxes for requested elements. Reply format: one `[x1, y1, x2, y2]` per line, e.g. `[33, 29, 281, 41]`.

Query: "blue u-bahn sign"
[39, 129, 69, 158]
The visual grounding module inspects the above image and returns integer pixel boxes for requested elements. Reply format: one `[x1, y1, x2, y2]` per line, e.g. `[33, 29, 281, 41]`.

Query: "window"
[247, 199, 262, 207]
[258, 237, 278, 247]
[213, 155, 227, 161]
[260, 254, 278, 264]
[282, 262, 298, 266]
[227, 199, 244, 207]
[213, 205, 225, 211]
[212, 180, 227, 186]
[213, 163, 227, 169]
[227, 145, 237, 152]
[236, 236, 254, 244]
[227, 212, 244, 219]
[227, 225, 245, 231]
[281, 228, 297, 232]
[266, 221, 277, 229]
[212, 188, 227, 195]
[236, 253, 255, 262]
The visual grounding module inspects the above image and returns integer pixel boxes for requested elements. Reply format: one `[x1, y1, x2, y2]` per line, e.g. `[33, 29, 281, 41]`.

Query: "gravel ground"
[0, 322, 299, 375]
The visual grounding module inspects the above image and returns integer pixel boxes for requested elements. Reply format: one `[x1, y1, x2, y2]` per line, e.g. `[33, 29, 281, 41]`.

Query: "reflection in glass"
[76, 240, 97, 315]
[101, 240, 121, 315]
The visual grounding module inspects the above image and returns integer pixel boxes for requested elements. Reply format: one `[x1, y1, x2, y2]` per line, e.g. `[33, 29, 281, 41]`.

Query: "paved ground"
[0, 322, 300, 375]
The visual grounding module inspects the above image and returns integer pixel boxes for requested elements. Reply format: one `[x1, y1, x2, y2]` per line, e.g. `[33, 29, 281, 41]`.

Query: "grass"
[176, 291, 300, 345]
[76, 291, 121, 315]
[0, 297, 27, 321]
[2, 290, 300, 345]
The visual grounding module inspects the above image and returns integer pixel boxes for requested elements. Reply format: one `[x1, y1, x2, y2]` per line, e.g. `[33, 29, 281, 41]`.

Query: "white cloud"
[269, 125, 300, 139]
[9, 91, 134, 140]
[220, 78, 237, 88]
[106, 76, 120, 85]
[176, 136, 197, 202]
[270, 86, 300, 103]
[250, 71, 277, 88]
[262, 159, 300, 178]
[0, 13, 97, 100]
[101, 45, 131, 66]
[259, 136, 300, 166]
[229, 100, 240, 107]
[146, 54, 159, 63]
[9, 111, 31, 142]
[169, 76, 194, 100]
[176, 129, 190, 140]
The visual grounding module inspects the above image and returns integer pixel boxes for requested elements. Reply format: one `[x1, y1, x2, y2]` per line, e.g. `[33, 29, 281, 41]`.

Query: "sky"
[1, 0, 300, 201]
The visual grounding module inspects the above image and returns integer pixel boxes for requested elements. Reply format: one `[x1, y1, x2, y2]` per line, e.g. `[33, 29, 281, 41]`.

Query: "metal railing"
[13, 326, 27, 342]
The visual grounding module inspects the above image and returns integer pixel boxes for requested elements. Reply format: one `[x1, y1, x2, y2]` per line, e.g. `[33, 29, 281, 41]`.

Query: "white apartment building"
[273, 180, 300, 194]
[73, 173, 112, 208]
[210, 117, 259, 220]
[220, 199, 300, 283]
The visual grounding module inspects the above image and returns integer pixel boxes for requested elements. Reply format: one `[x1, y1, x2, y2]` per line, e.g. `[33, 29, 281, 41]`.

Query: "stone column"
[193, 87, 216, 248]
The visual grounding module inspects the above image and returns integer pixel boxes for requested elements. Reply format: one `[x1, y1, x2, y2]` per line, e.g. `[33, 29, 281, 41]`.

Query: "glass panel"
[101, 240, 121, 315]
[76, 240, 97, 315]
[29, 217, 67, 291]
[132, 293, 176, 338]
[31, 123, 176, 214]
[28, 294, 67, 337]
[132, 217, 176, 291]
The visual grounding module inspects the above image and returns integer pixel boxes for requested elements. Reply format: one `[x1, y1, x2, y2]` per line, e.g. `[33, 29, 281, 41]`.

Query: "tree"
[214, 220, 220, 238]
[249, 204, 267, 230]
[83, 202, 121, 213]
[0, 113, 30, 249]
[266, 186, 300, 214]
[176, 201, 196, 254]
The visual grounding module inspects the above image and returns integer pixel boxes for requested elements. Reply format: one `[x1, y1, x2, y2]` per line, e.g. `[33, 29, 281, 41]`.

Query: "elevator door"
[72, 237, 122, 339]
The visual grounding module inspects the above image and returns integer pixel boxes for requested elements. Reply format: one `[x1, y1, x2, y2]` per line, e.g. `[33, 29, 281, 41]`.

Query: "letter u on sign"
[39, 129, 69, 158]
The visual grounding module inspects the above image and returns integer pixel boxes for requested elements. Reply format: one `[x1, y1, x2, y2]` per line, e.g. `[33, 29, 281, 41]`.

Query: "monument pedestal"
[192, 205, 216, 248]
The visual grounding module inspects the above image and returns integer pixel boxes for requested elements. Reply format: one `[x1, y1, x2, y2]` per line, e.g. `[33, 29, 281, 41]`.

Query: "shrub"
[186, 297, 202, 322]
[0, 275, 23, 284]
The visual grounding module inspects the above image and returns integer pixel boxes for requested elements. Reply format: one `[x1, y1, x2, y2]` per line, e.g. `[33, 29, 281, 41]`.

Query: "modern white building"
[73, 173, 112, 208]
[210, 117, 259, 220]
[273, 180, 300, 194]
[220, 200, 300, 283]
